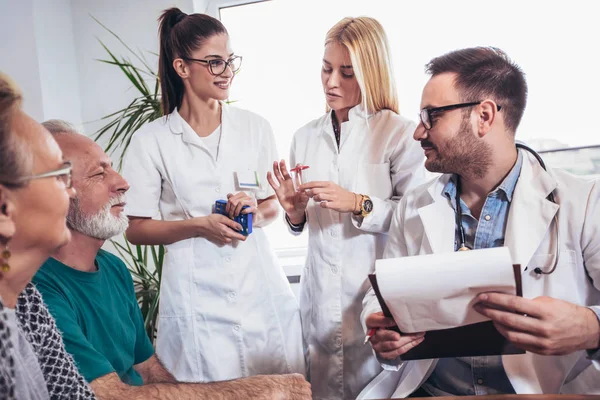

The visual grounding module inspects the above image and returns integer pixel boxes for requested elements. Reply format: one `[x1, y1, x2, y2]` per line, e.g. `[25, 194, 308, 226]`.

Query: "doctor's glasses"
[182, 55, 243, 76]
[419, 101, 502, 130]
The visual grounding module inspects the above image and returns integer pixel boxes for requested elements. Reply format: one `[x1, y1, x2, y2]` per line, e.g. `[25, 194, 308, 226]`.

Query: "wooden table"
[407, 395, 597, 400]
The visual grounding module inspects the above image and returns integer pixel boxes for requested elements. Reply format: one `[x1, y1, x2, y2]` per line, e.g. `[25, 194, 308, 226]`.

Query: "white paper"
[376, 247, 515, 333]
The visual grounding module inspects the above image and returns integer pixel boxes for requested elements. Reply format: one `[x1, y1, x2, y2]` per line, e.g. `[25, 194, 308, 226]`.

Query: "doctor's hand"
[474, 293, 600, 355]
[366, 312, 426, 360]
[298, 181, 359, 214]
[267, 160, 309, 224]
[197, 214, 247, 245]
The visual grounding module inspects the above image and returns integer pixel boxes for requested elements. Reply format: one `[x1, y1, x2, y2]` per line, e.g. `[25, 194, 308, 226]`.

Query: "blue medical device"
[214, 200, 253, 235]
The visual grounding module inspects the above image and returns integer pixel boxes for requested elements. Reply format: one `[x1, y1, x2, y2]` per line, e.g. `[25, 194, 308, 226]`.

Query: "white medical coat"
[122, 105, 304, 382]
[289, 105, 425, 399]
[359, 150, 600, 398]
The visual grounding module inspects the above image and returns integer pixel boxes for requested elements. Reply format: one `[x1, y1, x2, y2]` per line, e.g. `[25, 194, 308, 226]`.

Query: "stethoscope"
[455, 142, 559, 275]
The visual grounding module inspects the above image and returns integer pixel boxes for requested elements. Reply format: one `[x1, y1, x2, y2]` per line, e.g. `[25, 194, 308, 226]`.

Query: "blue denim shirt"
[421, 152, 523, 396]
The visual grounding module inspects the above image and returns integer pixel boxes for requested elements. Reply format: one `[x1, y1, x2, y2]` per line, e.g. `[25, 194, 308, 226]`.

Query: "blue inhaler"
[214, 200, 253, 235]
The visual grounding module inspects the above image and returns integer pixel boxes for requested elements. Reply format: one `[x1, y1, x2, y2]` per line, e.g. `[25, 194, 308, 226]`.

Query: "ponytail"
[158, 7, 228, 116]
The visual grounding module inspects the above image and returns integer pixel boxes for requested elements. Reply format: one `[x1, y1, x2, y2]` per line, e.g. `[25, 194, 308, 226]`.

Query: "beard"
[424, 115, 493, 179]
[67, 194, 129, 240]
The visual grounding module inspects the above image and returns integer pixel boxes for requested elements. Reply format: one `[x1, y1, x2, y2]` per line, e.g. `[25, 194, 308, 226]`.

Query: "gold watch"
[359, 194, 373, 217]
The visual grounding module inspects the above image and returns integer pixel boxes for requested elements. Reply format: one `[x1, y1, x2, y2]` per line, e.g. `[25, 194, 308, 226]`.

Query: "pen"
[363, 328, 377, 345]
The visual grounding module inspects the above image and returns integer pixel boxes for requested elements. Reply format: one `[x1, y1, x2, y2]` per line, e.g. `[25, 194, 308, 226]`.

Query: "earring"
[0, 246, 10, 272]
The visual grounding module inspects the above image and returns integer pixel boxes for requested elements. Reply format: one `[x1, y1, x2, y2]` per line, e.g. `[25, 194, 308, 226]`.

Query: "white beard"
[67, 194, 129, 240]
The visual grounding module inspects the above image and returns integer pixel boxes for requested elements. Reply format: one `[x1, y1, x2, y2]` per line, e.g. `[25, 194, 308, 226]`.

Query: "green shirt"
[33, 249, 154, 386]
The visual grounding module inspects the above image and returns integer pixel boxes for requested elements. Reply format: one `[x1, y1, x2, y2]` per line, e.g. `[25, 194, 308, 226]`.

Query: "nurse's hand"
[366, 312, 426, 360]
[198, 214, 247, 245]
[267, 160, 309, 224]
[226, 192, 257, 218]
[298, 181, 358, 213]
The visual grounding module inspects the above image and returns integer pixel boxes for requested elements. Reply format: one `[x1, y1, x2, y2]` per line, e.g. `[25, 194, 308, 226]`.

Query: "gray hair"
[41, 119, 78, 135]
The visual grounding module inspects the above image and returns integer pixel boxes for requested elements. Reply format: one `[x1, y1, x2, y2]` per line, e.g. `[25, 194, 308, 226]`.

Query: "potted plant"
[93, 17, 163, 341]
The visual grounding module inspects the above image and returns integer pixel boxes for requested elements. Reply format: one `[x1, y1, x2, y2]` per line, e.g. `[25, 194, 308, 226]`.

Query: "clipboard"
[367, 264, 525, 360]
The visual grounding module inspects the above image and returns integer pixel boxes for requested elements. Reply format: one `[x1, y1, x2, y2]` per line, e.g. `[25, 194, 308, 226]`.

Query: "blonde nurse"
[268, 17, 426, 400]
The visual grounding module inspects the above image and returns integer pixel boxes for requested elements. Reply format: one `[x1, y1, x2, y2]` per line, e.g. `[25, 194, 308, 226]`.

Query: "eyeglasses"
[182, 55, 243, 76]
[14, 161, 73, 189]
[419, 101, 502, 130]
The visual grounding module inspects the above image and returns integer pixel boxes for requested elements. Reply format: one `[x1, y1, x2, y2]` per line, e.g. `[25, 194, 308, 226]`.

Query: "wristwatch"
[359, 194, 373, 217]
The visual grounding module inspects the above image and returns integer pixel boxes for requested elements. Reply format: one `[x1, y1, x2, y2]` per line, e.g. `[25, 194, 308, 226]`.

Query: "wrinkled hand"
[299, 180, 358, 213]
[198, 214, 246, 245]
[474, 293, 600, 355]
[226, 192, 258, 218]
[267, 160, 309, 224]
[366, 312, 425, 360]
[261, 373, 312, 400]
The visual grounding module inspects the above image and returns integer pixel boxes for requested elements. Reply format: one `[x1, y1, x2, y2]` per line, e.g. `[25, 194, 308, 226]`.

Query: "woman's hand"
[197, 214, 247, 245]
[299, 181, 360, 214]
[267, 160, 309, 224]
[226, 192, 257, 218]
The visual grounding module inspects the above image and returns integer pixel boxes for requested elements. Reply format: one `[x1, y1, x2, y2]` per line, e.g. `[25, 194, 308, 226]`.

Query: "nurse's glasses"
[182, 55, 243, 76]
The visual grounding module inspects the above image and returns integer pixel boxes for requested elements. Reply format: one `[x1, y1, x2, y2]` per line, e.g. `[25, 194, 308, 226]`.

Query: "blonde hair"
[325, 17, 399, 114]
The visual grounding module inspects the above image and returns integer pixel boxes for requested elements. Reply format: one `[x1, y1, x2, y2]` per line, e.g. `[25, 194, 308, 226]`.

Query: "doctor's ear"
[172, 58, 190, 79]
[476, 99, 499, 138]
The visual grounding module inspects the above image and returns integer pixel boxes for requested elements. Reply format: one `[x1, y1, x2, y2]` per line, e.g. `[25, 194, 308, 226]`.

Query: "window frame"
[201, 0, 271, 18]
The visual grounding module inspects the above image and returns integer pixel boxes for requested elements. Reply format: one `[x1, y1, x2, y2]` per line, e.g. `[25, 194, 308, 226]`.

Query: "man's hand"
[366, 312, 426, 360]
[474, 293, 600, 355]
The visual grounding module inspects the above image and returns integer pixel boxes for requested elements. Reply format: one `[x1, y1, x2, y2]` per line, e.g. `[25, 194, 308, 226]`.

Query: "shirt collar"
[443, 150, 523, 205]
[168, 105, 226, 148]
[168, 108, 184, 134]
[322, 103, 372, 136]
[496, 150, 523, 202]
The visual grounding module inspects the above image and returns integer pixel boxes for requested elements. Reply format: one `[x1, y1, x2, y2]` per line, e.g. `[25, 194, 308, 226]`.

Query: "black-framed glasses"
[182, 55, 243, 76]
[419, 101, 502, 130]
[13, 161, 73, 189]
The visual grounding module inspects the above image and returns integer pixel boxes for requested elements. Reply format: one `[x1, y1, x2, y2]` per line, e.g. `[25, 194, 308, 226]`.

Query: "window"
[219, 0, 600, 258]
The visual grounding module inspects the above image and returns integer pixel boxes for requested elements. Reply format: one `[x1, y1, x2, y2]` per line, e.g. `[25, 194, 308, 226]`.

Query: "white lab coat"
[359, 150, 600, 398]
[289, 105, 426, 399]
[122, 105, 304, 382]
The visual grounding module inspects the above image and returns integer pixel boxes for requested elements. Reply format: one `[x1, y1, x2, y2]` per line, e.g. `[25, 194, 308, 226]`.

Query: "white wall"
[1, 0, 202, 138]
[34, 0, 83, 127]
[70, 0, 195, 144]
[0, 0, 45, 121]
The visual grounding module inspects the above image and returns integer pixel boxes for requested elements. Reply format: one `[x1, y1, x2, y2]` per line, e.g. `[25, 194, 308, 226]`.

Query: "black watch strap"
[285, 213, 306, 232]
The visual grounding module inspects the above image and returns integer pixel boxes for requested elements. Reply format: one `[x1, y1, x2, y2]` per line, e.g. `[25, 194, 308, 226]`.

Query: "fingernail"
[479, 294, 488, 301]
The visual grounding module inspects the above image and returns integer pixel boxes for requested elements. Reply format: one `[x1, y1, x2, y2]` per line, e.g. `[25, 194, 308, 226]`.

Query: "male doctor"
[360, 47, 600, 398]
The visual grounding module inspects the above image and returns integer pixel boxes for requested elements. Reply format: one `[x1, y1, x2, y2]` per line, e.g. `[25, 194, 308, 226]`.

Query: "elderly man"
[33, 120, 311, 400]
[360, 47, 600, 398]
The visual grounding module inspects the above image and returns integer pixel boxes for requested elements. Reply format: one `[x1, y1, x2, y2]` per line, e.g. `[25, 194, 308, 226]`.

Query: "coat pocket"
[161, 239, 194, 316]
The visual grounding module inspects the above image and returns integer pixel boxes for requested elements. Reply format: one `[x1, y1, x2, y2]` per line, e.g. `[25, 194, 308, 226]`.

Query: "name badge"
[235, 170, 261, 190]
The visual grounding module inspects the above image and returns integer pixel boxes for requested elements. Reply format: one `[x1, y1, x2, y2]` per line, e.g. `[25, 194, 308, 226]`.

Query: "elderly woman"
[0, 72, 96, 399]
